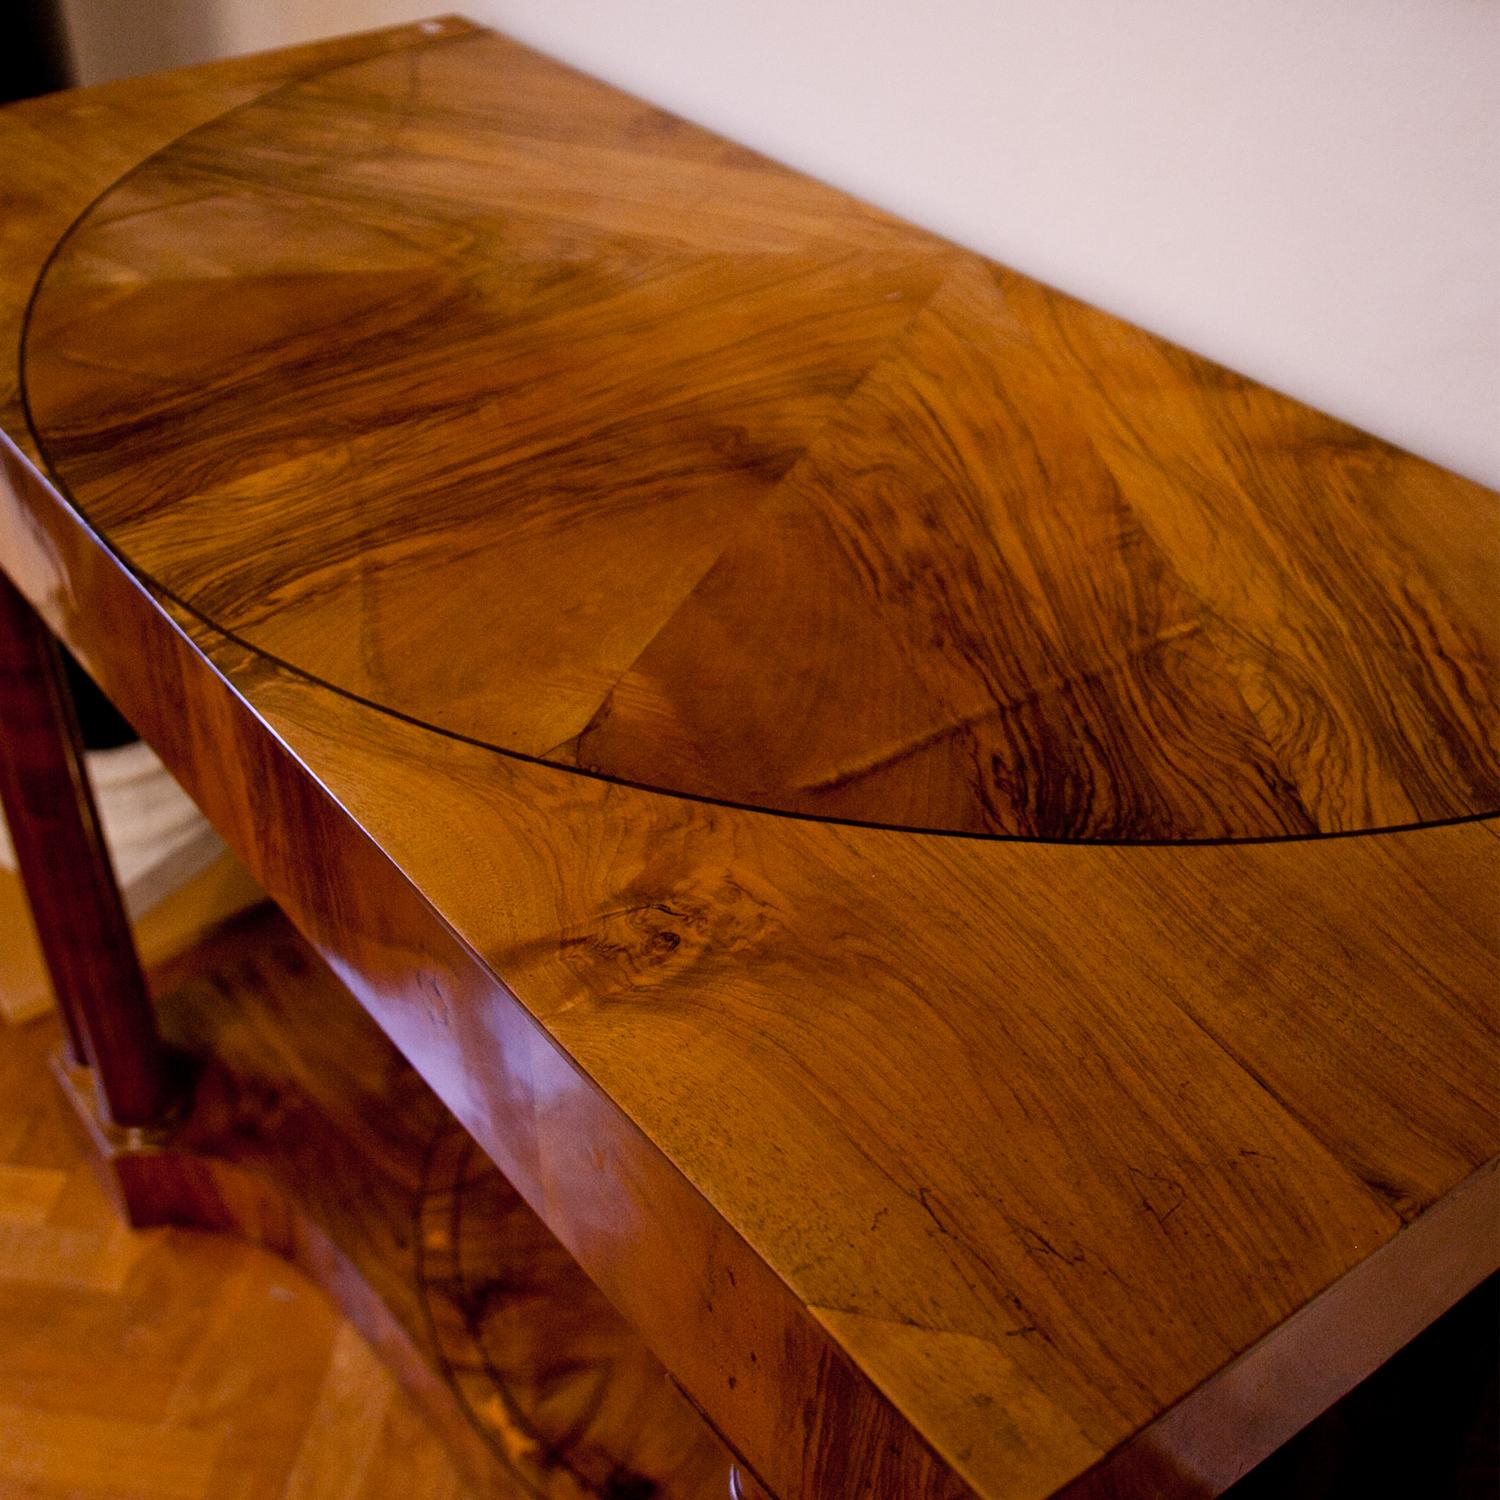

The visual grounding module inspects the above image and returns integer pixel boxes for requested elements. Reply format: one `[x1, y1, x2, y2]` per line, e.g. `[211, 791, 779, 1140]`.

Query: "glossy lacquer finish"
[0, 570, 170, 1124]
[20, 30, 1500, 843]
[1, 19, 1497, 1500]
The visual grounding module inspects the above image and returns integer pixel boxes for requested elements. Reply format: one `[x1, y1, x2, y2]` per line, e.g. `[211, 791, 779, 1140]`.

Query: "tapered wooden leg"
[0, 570, 175, 1127]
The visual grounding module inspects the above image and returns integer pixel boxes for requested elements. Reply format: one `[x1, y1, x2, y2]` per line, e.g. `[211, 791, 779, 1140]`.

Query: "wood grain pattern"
[1, 20, 1497, 1500]
[18, 30, 1499, 842]
[60, 902, 734, 1500]
[0, 17, 481, 452]
[4, 409, 1496, 1500]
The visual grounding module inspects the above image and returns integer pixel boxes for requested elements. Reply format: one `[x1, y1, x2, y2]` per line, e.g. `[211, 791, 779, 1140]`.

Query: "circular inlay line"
[18, 34, 1499, 849]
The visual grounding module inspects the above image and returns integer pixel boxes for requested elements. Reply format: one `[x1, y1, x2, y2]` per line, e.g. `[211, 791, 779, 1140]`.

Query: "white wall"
[61, 0, 1500, 488]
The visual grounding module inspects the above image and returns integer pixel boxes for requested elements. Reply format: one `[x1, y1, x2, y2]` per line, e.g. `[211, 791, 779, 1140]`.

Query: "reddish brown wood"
[1, 426, 1002, 1500]
[1055, 1157, 1500, 1498]
[51, 902, 736, 1500]
[0, 568, 174, 1126]
[730, 1466, 777, 1500]
[19, 32, 1497, 846]
[0, 21, 1496, 1500]
[6, 274, 1495, 1499]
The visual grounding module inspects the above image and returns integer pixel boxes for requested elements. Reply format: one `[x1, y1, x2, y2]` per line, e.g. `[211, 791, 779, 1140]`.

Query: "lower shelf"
[59, 903, 735, 1500]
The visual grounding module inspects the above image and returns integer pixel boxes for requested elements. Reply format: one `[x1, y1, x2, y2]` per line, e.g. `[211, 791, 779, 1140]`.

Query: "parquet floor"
[0, 1007, 472, 1500]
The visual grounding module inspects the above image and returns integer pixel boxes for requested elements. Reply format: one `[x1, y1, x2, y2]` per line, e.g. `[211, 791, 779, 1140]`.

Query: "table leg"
[0, 570, 175, 1127]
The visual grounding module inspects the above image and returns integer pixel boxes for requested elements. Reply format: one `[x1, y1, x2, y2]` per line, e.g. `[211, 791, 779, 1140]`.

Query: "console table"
[1, 18, 1495, 1499]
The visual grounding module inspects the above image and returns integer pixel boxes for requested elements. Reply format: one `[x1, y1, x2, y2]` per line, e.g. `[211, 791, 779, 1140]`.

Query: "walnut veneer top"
[1, 18, 1496, 1500]
[19, 22, 1499, 844]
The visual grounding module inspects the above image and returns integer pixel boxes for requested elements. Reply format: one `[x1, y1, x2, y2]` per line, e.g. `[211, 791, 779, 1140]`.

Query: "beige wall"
[57, 0, 1500, 489]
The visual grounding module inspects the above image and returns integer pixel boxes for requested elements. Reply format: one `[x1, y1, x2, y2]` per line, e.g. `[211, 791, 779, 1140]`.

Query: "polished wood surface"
[0, 570, 172, 1124]
[0, 19, 1496, 1500]
[18, 31, 1500, 844]
[58, 901, 734, 1499]
[4, 919, 1490, 1500]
